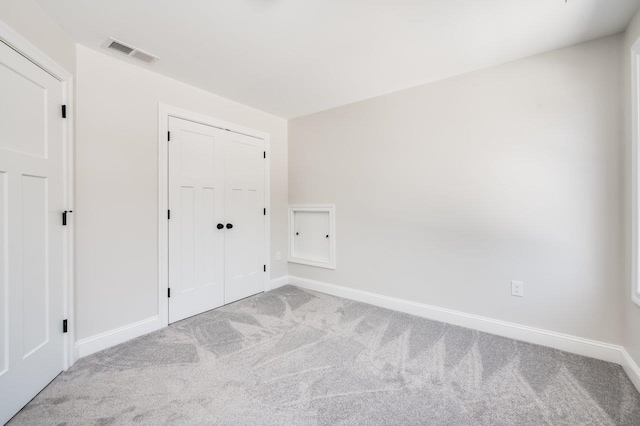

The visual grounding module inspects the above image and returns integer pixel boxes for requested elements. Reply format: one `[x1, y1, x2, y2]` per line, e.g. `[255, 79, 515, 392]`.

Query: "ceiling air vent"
[101, 38, 159, 65]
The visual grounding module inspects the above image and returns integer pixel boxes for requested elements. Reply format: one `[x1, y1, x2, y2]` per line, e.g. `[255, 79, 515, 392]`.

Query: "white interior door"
[224, 132, 265, 304]
[168, 117, 225, 323]
[0, 41, 66, 424]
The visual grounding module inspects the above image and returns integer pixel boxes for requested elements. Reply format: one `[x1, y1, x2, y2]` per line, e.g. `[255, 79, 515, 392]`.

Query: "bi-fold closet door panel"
[168, 117, 265, 324]
[168, 117, 225, 324]
[224, 132, 265, 304]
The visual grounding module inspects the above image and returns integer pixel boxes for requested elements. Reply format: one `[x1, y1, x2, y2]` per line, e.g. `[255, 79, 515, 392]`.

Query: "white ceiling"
[36, 0, 640, 118]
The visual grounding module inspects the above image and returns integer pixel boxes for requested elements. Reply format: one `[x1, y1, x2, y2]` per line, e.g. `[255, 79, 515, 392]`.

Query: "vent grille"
[108, 41, 133, 55]
[131, 50, 156, 64]
[101, 38, 159, 65]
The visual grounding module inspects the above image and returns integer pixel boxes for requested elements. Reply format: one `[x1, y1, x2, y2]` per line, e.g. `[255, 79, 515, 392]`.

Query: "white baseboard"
[68, 275, 640, 394]
[290, 276, 640, 392]
[622, 349, 640, 392]
[288, 275, 624, 365]
[73, 316, 161, 360]
[73, 276, 292, 361]
[267, 275, 289, 291]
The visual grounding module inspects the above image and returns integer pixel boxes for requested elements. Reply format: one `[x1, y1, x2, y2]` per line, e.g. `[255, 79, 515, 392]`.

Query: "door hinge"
[263, 208, 266, 216]
[263, 151, 266, 159]
[63, 319, 68, 333]
[168, 210, 171, 220]
[61, 105, 67, 118]
[168, 131, 171, 141]
[264, 265, 266, 272]
[168, 288, 171, 298]
[62, 210, 73, 226]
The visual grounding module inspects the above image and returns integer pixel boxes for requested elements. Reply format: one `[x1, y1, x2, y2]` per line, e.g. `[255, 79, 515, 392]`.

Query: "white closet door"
[0, 42, 65, 424]
[224, 132, 265, 304]
[168, 117, 225, 323]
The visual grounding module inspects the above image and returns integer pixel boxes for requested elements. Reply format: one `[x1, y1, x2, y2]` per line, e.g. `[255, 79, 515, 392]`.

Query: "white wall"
[0, 0, 630, 354]
[624, 9, 640, 369]
[75, 45, 288, 340]
[0, 0, 74, 74]
[289, 35, 624, 344]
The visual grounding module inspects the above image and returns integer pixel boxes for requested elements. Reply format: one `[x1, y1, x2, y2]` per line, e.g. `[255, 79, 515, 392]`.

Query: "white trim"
[631, 38, 640, 308]
[73, 316, 161, 359]
[621, 349, 640, 393]
[0, 21, 72, 82]
[158, 106, 169, 328]
[266, 276, 289, 291]
[0, 20, 75, 369]
[62, 76, 75, 369]
[61, 273, 640, 394]
[288, 275, 624, 365]
[288, 205, 336, 269]
[158, 104, 271, 328]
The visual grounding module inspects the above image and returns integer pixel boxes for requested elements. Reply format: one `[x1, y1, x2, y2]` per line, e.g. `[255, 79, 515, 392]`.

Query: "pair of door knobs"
[217, 223, 233, 229]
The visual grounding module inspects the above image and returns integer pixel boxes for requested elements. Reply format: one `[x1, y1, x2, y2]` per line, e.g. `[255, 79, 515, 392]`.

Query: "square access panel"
[288, 205, 336, 269]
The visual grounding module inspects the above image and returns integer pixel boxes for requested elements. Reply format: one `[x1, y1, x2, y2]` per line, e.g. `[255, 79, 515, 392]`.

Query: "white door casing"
[224, 132, 265, 304]
[167, 117, 266, 322]
[159, 106, 270, 327]
[0, 40, 67, 424]
[168, 117, 226, 323]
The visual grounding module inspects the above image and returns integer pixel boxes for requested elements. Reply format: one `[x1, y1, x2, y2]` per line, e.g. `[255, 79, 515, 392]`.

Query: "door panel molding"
[167, 117, 226, 323]
[0, 21, 74, 371]
[158, 104, 271, 328]
[223, 132, 265, 304]
[0, 21, 74, 424]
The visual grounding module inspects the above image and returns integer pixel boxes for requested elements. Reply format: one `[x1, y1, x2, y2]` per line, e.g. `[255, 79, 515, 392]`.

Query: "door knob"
[226, 223, 233, 229]
[217, 223, 224, 229]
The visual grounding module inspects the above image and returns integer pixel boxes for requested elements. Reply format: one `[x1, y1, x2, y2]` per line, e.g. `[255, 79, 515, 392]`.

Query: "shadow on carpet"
[9, 285, 640, 425]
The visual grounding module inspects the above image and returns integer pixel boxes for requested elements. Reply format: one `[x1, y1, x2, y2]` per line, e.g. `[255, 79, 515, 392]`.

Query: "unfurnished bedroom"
[1, 0, 640, 425]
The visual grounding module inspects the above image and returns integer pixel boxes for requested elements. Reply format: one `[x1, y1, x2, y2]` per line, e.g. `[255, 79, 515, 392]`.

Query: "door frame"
[157, 104, 271, 327]
[0, 21, 75, 369]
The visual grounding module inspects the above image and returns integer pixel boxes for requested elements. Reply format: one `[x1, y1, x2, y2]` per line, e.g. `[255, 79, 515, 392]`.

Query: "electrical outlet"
[276, 251, 281, 261]
[511, 281, 524, 297]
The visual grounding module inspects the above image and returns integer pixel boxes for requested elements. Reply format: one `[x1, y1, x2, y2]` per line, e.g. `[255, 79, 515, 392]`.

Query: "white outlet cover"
[511, 281, 524, 297]
[276, 251, 281, 261]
